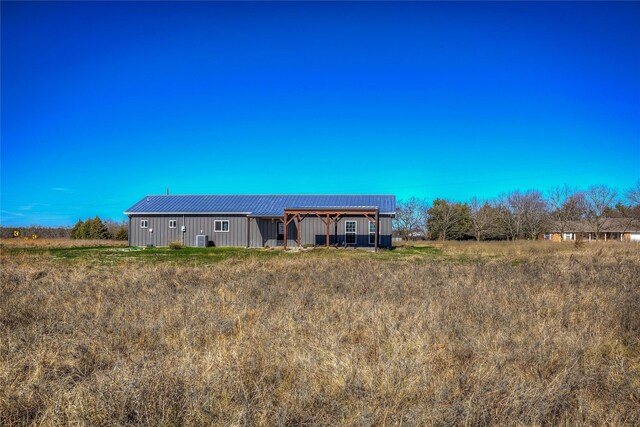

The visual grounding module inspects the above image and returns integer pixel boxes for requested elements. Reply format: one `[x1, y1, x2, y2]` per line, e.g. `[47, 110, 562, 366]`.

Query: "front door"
[276, 221, 284, 245]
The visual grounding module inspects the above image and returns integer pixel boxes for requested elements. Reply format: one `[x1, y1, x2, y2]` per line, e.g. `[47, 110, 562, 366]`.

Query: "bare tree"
[625, 180, 640, 220]
[548, 185, 586, 240]
[584, 185, 617, 239]
[394, 197, 427, 240]
[492, 192, 526, 240]
[492, 196, 516, 240]
[469, 198, 494, 241]
[492, 190, 549, 240]
[520, 190, 550, 240]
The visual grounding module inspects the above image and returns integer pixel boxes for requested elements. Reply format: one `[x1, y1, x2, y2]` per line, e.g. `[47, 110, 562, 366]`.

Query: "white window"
[563, 232, 574, 241]
[543, 233, 551, 240]
[169, 220, 177, 229]
[140, 220, 148, 228]
[369, 222, 376, 245]
[277, 222, 284, 236]
[345, 220, 356, 245]
[214, 220, 229, 232]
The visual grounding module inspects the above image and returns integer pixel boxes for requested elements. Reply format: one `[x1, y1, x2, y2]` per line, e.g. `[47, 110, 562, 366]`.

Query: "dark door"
[276, 221, 284, 244]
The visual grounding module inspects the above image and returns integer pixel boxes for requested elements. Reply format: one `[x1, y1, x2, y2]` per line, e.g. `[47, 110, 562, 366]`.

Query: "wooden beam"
[283, 213, 288, 250]
[315, 213, 329, 226]
[285, 214, 296, 226]
[286, 210, 377, 216]
[326, 213, 330, 247]
[296, 214, 301, 247]
[374, 209, 379, 251]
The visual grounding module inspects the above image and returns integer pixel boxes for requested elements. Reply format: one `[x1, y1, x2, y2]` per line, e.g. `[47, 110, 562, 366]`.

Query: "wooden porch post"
[326, 213, 330, 247]
[283, 212, 288, 250]
[374, 210, 379, 251]
[296, 214, 301, 247]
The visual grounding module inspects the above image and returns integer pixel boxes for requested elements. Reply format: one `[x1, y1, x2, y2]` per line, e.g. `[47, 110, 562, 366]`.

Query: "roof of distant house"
[547, 218, 640, 233]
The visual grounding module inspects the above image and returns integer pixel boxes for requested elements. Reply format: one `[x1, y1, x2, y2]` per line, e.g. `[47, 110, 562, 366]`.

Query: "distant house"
[540, 219, 640, 242]
[124, 194, 396, 249]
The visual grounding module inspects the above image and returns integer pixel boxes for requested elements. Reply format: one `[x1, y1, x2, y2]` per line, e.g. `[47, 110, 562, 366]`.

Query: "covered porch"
[283, 207, 381, 250]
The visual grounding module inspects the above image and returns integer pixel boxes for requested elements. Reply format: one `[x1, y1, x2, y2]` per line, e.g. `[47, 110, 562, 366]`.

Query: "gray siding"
[128, 214, 393, 248]
[129, 214, 250, 247]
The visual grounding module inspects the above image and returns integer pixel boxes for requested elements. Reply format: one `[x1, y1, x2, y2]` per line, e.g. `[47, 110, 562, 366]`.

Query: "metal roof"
[124, 194, 396, 216]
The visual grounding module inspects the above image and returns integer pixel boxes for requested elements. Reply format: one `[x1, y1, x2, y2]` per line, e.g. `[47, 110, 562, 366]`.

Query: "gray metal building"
[124, 194, 396, 249]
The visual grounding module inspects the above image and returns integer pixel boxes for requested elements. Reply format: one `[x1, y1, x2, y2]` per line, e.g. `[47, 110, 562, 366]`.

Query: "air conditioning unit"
[195, 235, 208, 247]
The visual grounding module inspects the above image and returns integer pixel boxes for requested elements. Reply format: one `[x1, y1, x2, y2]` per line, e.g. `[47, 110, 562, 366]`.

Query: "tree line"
[394, 181, 640, 241]
[2, 217, 128, 240]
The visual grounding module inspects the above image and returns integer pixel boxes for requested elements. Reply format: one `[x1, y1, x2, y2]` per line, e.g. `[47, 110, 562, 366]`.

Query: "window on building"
[543, 233, 551, 240]
[369, 222, 376, 245]
[140, 220, 148, 228]
[345, 220, 356, 244]
[563, 232, 574, 241]
[214, 220, 229, 232]
[169, 220, 177, 229]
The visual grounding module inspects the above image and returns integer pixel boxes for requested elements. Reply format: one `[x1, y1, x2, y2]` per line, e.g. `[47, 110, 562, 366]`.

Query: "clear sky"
[1, 1, 639, 226]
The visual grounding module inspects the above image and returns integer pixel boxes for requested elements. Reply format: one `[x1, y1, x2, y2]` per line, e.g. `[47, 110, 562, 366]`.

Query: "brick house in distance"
[541, 218, 640, 242]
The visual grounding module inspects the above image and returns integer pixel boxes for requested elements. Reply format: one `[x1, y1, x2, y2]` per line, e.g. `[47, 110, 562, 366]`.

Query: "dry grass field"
[1, 240, 639, 426]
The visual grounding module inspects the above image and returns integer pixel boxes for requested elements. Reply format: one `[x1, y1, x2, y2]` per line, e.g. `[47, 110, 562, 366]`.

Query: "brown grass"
[1, 242, 639, 425]
[0, 238, 127, 249]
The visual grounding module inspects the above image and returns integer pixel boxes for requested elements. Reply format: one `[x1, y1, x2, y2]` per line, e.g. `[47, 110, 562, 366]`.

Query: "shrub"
[115, 227, 128, 241]
[70, 217, 111, 239]
[169, 241, 183, 250]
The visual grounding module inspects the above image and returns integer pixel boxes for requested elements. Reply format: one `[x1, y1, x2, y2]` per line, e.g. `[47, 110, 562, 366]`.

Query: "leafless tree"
[493, 192, 526, 240]
[520, 190, 550, 240]
[548, 185, 586, 240]
[394, 197, 427, 240]
[469, 198, 494, 241]
[584, 185, 617, 239]
[625, 180, 640, 220]
[493, 190, 549, 240]
[492, 196, 515, 240]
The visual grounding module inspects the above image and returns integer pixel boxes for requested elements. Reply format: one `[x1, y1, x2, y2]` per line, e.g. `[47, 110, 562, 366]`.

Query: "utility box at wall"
[195, 235, 208, 247]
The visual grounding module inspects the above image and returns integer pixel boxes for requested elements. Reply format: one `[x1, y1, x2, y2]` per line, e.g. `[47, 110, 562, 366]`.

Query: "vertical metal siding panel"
[255, 219, 265, 247]
[128, 216, 133, 246]
[158, 216, 164, 246]
[257, 219, 266, 248]
[185, 215, 195, 247]
[249, 219, 258, 247]
[137, 217, 143, 246]
[131, 216, 137, 246]
[287, 220, 296, 248]
[380, 216, 392, 247]
[301, 217, 326, 246]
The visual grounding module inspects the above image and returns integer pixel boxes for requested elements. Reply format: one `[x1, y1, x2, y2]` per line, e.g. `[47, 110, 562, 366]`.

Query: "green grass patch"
[2, 243, 451, 265]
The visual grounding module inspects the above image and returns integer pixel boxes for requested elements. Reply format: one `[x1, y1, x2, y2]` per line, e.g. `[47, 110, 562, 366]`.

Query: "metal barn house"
[124, 194, 396, 249]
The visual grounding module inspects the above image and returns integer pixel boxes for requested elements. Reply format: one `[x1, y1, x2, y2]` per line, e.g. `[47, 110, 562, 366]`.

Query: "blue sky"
[1, 1, 639, 226]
